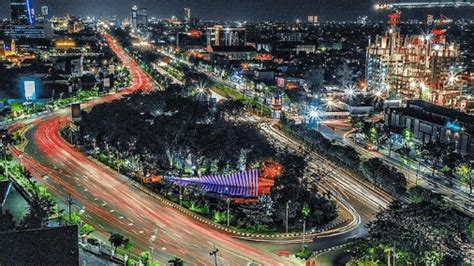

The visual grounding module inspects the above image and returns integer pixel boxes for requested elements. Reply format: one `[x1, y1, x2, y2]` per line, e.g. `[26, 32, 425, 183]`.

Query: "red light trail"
[9, 34, 289, 265]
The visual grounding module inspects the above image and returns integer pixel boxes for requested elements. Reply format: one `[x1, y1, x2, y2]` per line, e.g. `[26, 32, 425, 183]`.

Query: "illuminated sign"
[24, 81, 36, 100]
[446, 121, 461, 132]
[55, 40, 76, 49]
[26, 0, 34, 25]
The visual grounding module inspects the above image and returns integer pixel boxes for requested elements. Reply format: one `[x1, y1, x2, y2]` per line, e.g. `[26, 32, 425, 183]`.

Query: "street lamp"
[416, 160, 421, 186]
[226, 198, 230, 227]
[285, 200, 291, 233]
[225, 187, 230, 227]
[301, 219, 306, 251]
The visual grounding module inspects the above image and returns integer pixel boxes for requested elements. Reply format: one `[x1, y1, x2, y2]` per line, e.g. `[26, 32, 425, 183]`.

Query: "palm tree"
[457, 163, 472, 194]
[140, 251, 150, 265]
[123, 238, 133, 265]
[109, 232, 125, 258]
[383, 245, 395, 266]
[168, 257, 184, 266]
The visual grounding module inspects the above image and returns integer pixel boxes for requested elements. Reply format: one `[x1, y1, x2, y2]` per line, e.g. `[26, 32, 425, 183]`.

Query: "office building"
[4, 25, 45, 39]
[366, 13, 467, 109]
[308, 15, 319, 25]
[131, 5, 147, 32]
[138, 8, 148, 32]
[131, 5, 138, 30]
[206, 25, 246, 49]
[10, 0, 34, 25]
[184, 8, 191, 23]
[41, 5, 48, 17]
[385, 100, 473, 155]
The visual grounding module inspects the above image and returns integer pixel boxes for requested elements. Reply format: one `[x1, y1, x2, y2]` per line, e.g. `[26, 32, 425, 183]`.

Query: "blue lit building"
[10, 0, 34, 25]
[385, 100, 474, 155]
[4, 25, 45, 39]
[7, 0, 45, 39]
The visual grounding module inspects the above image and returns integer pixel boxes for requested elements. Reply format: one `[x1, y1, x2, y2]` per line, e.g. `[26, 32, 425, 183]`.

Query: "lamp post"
[285, 200, 291, 233]
[416, 160, 421, 186]
[179, 185, 183, 206]
[301, 219, 306, 251]
[226, 198, 230, 227]
[225, 187, 230, 227]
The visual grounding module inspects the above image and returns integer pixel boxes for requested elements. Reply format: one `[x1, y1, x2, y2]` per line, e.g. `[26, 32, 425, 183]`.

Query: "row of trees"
[360, 158, 407, 197]
[283, 122, 408, 198]
[75, 89, 338, 232]
[359, 120, 473, 194]
[77, 89, 277, 175]
[152, 153, 337, 232]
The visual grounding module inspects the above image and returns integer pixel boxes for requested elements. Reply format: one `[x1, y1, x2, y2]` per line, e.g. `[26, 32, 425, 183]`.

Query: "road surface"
[8, 34, 392, 265]
[9, 35, 291, 265]
[343, 131, 473, 215]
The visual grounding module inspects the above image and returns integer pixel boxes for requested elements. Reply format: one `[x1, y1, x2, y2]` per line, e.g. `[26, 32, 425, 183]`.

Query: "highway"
[6, 33, 393, 265]
[9, 35, 292, 265]
[258, 123, 391, 251]
[154, 47, 394, 252]
[343, 131, 474, 215]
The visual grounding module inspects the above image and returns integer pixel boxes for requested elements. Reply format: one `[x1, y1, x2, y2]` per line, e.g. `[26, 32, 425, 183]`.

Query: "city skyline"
[0, 0, 473, 21]
[0, 0, 472, 265]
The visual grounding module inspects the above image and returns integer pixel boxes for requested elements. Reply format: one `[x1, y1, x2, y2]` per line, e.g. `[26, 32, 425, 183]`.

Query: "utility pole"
[285, 200, 290, 233]
[226, 198, 230, 227]
[149, 246, 155, 257]
[302, 219, 306, 251]
[66, 194, 74, 224]
[393, 244, 396, 266]
[179, 185, 183, 206]
[209, 244, 219, 266]
[416, 160, 421, 185]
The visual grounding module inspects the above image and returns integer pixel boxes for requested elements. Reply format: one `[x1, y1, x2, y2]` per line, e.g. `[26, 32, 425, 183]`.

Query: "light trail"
[9, 34, 290, 265]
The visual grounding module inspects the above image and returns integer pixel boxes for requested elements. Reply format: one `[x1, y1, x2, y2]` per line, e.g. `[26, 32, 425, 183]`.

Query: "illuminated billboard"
[24, 81, 36, 100]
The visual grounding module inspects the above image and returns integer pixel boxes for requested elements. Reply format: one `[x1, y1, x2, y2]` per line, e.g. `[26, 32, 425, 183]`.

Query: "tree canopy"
[349, 187, 472, 265]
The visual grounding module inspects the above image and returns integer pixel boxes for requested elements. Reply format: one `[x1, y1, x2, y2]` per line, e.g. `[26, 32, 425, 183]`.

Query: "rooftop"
[211, 46, 256, 53]
[397, 100, 474, 134]
[0, 225, 79, 266]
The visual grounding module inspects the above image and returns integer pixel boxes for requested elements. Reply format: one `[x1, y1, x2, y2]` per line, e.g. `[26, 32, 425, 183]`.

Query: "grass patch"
[211, 84, 272, 117]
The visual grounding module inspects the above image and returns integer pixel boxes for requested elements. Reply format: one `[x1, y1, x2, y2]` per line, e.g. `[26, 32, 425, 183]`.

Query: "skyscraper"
[41, 6, 49, 17]
[131, 5, 138, 30]
[184, 8, 191, 23]
[138, 8, 148, 32]
[10, 0, 34, 25]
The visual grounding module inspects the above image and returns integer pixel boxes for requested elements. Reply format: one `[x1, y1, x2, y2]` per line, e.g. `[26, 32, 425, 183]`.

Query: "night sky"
[0, 0, 471, 21]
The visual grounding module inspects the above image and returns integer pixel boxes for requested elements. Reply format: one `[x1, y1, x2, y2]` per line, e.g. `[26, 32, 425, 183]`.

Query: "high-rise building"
[206, 25, 246, 49]
[184, 8, 191, 23]
[6, 0, 46, 39]
[366, 15, 467, 109]
[41, 5, 49, 17]
[131, 5, 138, 30]
[138, 8, 148, 32]
[10, 0, 34, 25]
[131, 5, 147, 32]
[307, 15, 318, 25]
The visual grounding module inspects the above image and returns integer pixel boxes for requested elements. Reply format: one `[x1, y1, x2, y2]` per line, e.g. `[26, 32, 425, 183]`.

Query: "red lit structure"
[388, 11, 401, 26]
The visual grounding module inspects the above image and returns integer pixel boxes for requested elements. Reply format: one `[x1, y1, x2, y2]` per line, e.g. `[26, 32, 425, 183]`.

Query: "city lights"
[1, 1, 472, 266]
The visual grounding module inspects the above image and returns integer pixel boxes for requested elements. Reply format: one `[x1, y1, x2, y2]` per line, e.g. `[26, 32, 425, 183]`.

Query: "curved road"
[8, 34, 392, 265]
[10, 35, 288, 265]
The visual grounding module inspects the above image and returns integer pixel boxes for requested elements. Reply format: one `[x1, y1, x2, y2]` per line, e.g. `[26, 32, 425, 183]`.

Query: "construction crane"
[375, 1, 463, 43]
[375, 0, 473, 10]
